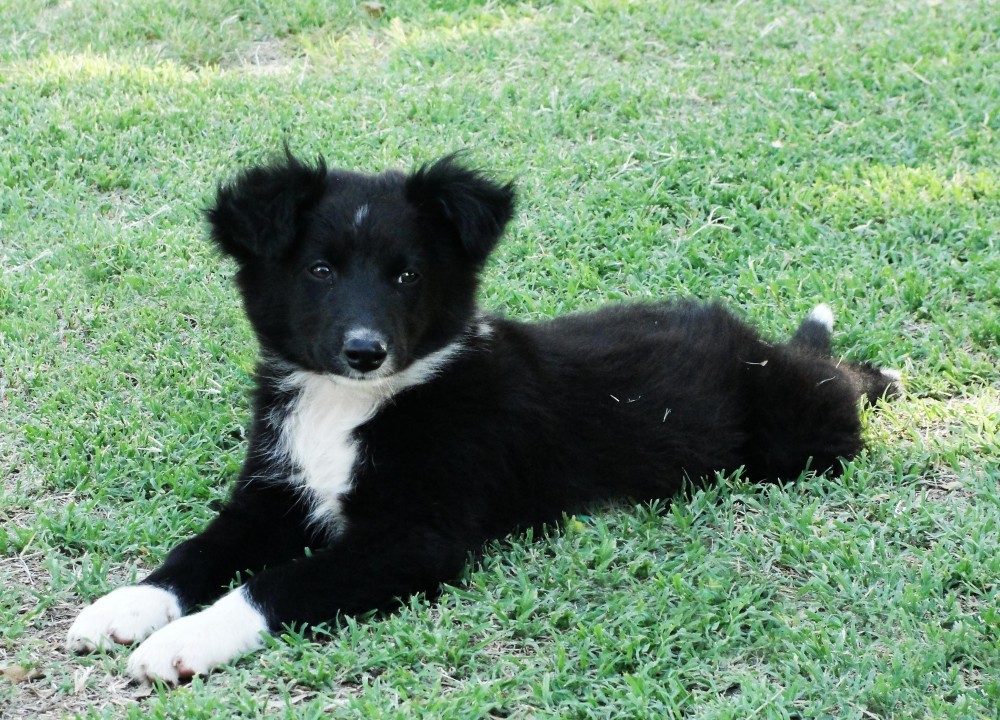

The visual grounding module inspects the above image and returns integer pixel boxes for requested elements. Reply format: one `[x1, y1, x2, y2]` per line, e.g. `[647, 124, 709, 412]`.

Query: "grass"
[1, 0, 998, 717]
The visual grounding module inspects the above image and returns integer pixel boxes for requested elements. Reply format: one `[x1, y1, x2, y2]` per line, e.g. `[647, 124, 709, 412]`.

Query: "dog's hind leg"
[742, 348, 868, 480]
[741, 305, 899, 480]
[789, 304, 902, 403]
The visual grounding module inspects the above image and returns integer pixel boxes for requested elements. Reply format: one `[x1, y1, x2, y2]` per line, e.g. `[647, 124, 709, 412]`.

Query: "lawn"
[1, 0, 998, 717]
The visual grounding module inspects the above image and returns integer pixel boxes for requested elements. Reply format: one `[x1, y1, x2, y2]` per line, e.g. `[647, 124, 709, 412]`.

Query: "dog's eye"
[396, 270, 420, 285]
[309, 263, 334, 280]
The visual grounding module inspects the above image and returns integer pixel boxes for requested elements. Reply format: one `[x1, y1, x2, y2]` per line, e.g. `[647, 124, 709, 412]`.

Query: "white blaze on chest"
[272, 330, 481, 529]
[277, 371, 382, 530]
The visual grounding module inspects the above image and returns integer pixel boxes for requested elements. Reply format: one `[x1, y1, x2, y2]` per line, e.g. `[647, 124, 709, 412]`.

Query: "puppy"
[67, 153, 899, 683]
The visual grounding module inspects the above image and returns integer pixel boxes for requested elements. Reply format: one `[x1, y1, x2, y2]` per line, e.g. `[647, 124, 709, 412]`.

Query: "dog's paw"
[126, 589, 268, 684]
[67, 585, 181, 653]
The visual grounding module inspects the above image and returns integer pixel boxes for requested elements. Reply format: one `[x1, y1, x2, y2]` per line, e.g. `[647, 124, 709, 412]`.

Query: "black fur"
[141, 153, 897, 635]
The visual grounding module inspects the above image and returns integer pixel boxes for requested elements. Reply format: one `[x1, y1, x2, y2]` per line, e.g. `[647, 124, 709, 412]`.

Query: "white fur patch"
[808, 303, 835, 332]
[880, 367, 904, 394]
[344, 327, 384, 344]
[388, 338, 471, 389]
[476, 317, 495, 339]
[353, 204, 369, 227]
[276, 370, 382, 531]
[66, 585, 181, 653]
[127, 587, 267, 684]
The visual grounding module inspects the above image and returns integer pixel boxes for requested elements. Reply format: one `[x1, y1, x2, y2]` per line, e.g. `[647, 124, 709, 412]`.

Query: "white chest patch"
[270, 329, 482, 532]
[276, 371, 382, 532]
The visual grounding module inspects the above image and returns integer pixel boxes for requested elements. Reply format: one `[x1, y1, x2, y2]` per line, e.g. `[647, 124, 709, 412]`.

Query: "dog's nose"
[343, 336, 388, 372]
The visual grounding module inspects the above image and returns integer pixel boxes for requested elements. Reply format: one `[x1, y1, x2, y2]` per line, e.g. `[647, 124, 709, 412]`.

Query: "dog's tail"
[791, 303, 902, 403]
[790, 303, 834, 356]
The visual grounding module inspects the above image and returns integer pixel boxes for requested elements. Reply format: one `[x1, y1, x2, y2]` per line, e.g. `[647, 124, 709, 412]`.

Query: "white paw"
[126, 588, 268, 684]
[67, 585, 181, 653]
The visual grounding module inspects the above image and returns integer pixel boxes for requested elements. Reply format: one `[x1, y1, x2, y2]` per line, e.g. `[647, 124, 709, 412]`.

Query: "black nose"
[343, 336, 388, 372]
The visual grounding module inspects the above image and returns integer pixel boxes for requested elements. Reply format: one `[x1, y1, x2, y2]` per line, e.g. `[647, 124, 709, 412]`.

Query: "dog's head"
[207, 151, 515, 381]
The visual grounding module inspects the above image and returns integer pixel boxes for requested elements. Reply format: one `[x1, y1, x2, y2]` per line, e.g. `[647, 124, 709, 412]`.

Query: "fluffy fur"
[67, 152, 899, 682]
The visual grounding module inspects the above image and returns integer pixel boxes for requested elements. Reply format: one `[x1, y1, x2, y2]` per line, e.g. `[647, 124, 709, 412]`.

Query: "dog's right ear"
[207, 152, 328, 263]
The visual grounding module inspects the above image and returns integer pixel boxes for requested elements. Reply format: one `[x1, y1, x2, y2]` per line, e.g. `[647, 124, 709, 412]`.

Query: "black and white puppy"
[67, 152, 899, 683]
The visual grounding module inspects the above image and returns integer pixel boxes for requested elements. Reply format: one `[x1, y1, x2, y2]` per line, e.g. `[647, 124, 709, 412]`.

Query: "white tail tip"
[808, 303, 835, 332]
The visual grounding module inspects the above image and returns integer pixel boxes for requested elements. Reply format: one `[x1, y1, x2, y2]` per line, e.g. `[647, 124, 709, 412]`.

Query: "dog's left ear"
[405, 154, 516, 266]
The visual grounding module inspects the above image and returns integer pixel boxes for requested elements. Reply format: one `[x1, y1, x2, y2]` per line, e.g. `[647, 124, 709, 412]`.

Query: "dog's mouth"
[323, 350, 407, 387]
[320, 358, 428, 401]
[338, 361, 398, 382]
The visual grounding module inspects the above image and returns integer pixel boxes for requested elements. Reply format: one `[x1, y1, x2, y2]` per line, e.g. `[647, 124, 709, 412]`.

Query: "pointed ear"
[206, 151, 328, 263]
[404, 154, 516, 266]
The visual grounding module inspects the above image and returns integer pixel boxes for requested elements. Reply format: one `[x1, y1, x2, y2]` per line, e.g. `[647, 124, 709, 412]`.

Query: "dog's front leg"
[126, 522, 471, 684]
[67, 457, 310, 655]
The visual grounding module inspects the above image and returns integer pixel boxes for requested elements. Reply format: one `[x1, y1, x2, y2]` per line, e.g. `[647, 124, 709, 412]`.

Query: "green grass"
[1, 0, 998, 717]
